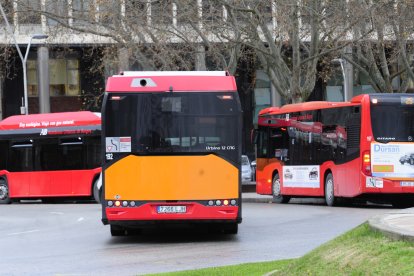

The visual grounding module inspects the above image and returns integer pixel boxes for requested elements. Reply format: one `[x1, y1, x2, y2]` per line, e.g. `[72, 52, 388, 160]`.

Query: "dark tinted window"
[104, 93, 240, 163]
[3, 135, 100, 172]
[371, 104, 414, 142]
[0, 141, 7, 169]
[257, 106, 360, 165]
[8, 140, 33, 172]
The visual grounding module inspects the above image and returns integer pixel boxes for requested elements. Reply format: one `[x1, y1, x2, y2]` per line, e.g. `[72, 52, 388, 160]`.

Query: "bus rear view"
[101, 71, 242, 236]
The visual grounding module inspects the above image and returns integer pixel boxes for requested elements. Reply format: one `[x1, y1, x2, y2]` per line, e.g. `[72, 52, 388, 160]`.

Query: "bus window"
[60, 143, 84, 170]
[9, 140, 33, 172]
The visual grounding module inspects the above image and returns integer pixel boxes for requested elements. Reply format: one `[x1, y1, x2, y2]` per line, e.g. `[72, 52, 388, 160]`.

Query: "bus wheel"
[391, 198, 414, 208]
[272, 174, 290, 204]
[93, 179, 101, 203]
[110, 225, 126, 236]
[0, 179, 11, 204]
[325, 173, 336, 207]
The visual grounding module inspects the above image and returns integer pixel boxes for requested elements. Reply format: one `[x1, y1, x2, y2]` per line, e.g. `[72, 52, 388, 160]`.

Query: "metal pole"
[1, 4, 48, 115]
[340, 60, 348, 102]
[332, 58, 348, 102]
[21, 38, 34, 115]
[0, 3, 26, 114]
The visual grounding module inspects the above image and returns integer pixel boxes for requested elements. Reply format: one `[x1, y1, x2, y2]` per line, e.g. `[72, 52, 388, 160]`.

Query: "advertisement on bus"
[371, 142, 414, 178]
[282, 166, 320, 188]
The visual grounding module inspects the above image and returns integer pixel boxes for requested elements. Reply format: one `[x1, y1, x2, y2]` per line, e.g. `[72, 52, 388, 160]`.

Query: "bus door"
[7, 140, 33, 197]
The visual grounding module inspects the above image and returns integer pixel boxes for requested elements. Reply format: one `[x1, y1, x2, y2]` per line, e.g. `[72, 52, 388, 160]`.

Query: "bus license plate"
[401, 181, 414, 187]
[157, 206, 186, 214]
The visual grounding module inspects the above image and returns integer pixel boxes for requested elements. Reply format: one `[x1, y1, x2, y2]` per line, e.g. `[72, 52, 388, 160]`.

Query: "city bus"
[0, 111, 102, 204]
[255, 93, 414, 208]
[101, 71, 242, 236]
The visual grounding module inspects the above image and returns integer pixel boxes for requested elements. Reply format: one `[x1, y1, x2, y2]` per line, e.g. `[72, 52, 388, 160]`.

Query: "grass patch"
[273, 223, 414, 275]
[148, 223, 414, 276]
[147, 259, 291, 276]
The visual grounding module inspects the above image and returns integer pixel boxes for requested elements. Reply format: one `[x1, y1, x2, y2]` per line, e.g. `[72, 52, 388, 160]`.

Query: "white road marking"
[77, 217, 85, 222]
[8, 229, 40, 236]
[50, 212, 64, 215]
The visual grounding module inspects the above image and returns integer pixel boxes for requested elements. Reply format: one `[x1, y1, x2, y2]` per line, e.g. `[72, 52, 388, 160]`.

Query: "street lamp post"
[332, 58, 348, 102]
[0, 4, 48, 115]
[21, 34, 49, 115]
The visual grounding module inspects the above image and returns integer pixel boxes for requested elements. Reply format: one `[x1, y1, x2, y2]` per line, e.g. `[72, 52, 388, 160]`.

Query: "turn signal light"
[108, 200, 137, 207]
[362, 151, 371, 175]
[207, 199, 237, 206]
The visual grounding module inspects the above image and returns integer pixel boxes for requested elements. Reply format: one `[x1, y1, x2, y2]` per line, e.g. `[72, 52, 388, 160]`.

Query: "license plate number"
[401, 181, 414, 187]
[157, 206, 186, 214]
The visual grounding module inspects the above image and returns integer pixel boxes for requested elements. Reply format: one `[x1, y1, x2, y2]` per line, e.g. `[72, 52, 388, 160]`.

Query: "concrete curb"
[368, 209, 414, 243]
[242, 197, 274, 204]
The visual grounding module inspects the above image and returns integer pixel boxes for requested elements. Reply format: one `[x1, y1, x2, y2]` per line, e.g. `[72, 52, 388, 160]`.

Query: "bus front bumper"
[103, 202, 239, 224]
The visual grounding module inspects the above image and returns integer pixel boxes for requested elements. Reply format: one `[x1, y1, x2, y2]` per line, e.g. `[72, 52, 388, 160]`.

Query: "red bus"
[255, 93, 414, 208]
[0, 111, 102, 204]
[101, 71, 242, 235]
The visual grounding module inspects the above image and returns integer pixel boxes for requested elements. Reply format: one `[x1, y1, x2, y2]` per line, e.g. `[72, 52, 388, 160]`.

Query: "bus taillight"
[362, 151, 371, 175]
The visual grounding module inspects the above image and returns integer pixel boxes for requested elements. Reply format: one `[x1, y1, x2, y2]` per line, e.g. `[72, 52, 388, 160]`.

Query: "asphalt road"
[0, 201, 393, 275]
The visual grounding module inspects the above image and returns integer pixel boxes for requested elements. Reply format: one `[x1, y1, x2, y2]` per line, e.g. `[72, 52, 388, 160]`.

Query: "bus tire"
[223, 223, 238, 234]
[110, 225, 126, 236]
[272, 173, 290, 204]
[391, 198, 414, 209]
[0, 178, 11, 204]
[325, 173, 336, 207]
[93, 179, 101, 203]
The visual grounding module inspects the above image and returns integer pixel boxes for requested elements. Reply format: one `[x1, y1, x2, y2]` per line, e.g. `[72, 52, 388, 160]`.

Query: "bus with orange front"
[0, 111, 101, 204]
[101, 71, 242, 235]
[255, 93, 414, 208]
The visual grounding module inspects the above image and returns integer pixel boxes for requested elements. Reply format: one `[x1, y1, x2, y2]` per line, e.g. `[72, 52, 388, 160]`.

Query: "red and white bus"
[0, 111, 101, 204]
[255, 93, 414, 208]
[101, 71, 242, 235]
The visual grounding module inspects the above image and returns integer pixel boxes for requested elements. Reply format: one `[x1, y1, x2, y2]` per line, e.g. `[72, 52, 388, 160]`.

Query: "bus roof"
[0, 111, 101, 131]
[105, 71, 237, 93]
[259, 100, 361, 116]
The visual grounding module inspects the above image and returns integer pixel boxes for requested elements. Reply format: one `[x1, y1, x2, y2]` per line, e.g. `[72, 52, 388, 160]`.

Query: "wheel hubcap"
[273, 178, 281, 197]
[326, 179, 333, 201]
[0, 184, 8, 200]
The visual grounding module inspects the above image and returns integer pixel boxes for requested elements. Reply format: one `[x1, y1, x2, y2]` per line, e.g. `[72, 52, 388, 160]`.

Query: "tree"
[216, 0, 371, 103]
[11, 0, 407, 103]
[344, 0, 414, 93]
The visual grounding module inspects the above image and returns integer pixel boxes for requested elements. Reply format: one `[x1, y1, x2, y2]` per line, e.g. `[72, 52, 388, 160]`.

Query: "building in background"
[3, 0, 409, 158]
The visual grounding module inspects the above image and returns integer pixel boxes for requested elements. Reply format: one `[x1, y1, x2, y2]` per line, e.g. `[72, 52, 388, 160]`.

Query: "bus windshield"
[104, 92, 239, 163]
[371, 103, 414, 142]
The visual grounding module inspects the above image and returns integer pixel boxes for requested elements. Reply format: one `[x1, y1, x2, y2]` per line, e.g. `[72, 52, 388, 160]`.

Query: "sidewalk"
[242, 189, 414, 243]
[368, 208, 414, 242]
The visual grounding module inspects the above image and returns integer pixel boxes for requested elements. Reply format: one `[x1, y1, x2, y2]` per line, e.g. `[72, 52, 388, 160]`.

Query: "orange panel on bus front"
[105, 154, 239, 201]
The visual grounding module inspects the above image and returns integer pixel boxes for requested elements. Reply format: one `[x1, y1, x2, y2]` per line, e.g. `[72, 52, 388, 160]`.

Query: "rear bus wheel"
[0, 179, 11, 204]
[325, 173, 336, 207]
[223, 223, 238, 235]
[110, 225, 126, 236]
[272, 173, 291, 204]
